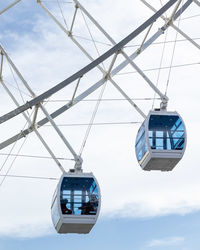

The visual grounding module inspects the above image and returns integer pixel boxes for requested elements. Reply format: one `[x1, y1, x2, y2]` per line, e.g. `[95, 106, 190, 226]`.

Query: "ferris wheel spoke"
[0, 46, 82, 172]
[0, 78, 66, 173]
[0, 0, 22, 15]
[0, 0, 197, 235]
[0, 76, 107, 151]
[141, 0, 200, 50]
[0, 0, 192, 154]
[69, 3, 78, 34]
[112, 0, 192, 74]
[38, 2, 146, 114]
[0, 70, 146, 151]
[193, 0, 200, 7]
[36, 1, 149, 115]
[38, 0, 192, 116]
[71, 0, 168, 106]
[171, 23, 200, 49]
[0, 0, 192, 151]
[109, 78, 146, 118]
[68, 0, 192, 106]
[0, 0, 180, 126]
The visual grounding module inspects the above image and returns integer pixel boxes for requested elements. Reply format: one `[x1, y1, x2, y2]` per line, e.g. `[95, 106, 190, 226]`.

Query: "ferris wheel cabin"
[51, 171, 101, 234]
[135, 110, 186, 171]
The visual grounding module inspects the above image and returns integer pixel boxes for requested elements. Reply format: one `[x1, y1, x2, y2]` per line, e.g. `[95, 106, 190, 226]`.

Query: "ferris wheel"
[0, 0, 199, 234]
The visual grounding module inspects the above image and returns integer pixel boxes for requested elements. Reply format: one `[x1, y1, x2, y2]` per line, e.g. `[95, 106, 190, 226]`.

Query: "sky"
[0, 0, 200, 249]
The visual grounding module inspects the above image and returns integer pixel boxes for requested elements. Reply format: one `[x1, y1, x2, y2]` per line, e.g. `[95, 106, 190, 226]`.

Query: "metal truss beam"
[0, 0, 191, 150]
[37, 0, 146, 118]
[141, 0, 200, 50]
[193, 0, 200, 7]
[0, 46, 81, 169]
[0, 0, 22, 15]
[73, 0, 167, 108]
[0, 0, 180, 125]
[0, 78, 66, 173]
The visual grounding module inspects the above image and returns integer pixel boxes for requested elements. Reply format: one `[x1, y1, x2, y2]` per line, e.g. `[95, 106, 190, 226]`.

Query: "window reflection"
[51, 197, 59, 226]
[60, 177, 99, 215]
[148, 115, 185, 150]
[136, 123, 148, 161]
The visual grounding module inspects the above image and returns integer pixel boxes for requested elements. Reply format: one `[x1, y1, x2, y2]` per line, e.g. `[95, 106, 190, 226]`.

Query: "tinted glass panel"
[148, 115, 185, 150]
[60, 177, 99, 215]
[136, 123, 148, 161]
[51, 197, 59, 226]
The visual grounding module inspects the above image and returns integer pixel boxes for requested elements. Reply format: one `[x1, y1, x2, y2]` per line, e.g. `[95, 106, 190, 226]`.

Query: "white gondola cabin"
[51, 171, 101, 234]
[135, 109, 186, 171]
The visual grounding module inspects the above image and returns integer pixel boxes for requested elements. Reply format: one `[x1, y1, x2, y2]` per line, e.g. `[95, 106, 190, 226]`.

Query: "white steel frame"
[140, 0, 200, 50]
[193, 0, 200, 7]
[0, 0, 196, 172]
[0, 0, 181, 124]
[0, 45, 82, 172]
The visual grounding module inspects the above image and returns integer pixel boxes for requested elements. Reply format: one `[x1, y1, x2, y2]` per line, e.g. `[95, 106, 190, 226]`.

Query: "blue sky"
[0, 0, 200, 249]
[1, 213, 200, 250]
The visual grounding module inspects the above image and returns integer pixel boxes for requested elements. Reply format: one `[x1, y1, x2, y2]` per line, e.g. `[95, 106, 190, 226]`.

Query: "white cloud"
[0, 0, 200, 238]
[147, 236, 184, 247]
